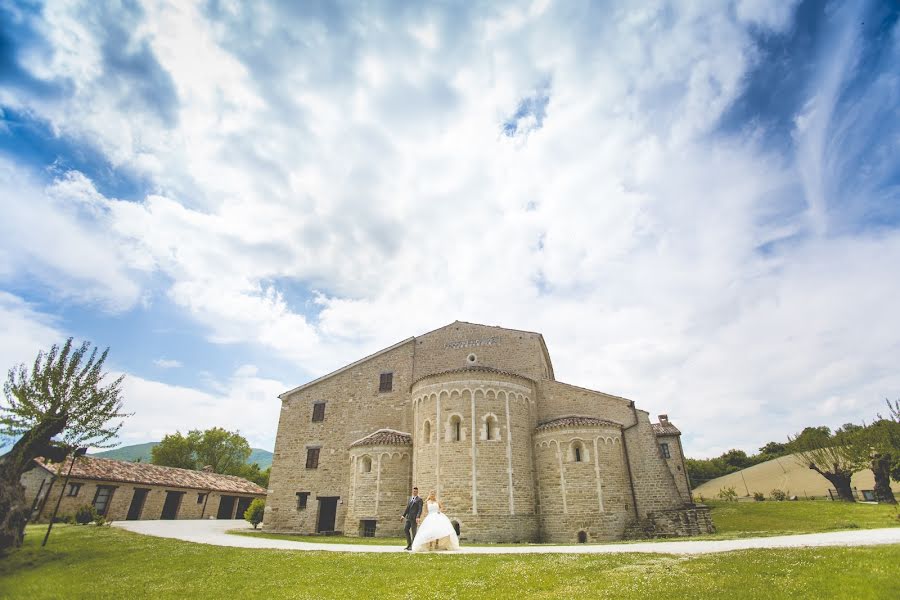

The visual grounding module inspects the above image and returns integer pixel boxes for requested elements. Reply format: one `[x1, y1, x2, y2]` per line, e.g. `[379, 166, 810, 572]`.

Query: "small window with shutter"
[306, 447, 320, 469]
[379, 372, 393, 392]
[312, 402, 326, 422]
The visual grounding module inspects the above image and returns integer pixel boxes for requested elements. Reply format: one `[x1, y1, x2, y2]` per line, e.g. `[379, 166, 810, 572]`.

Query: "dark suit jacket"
[402, 496, 423, 521]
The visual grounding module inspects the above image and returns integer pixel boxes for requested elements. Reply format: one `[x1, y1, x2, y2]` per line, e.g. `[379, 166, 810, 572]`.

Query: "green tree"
[244, 498, 265, 529]
[0, 338, 129, 551]
[192, 427, 251, 474]
[792, 427, 867, 502]
[151, 432, 195, 470]
[758, 441, 788, 458]
[151, 427, 254, 478]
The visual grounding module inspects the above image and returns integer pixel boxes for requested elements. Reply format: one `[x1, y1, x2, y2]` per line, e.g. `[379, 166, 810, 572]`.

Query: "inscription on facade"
[444, 336, 500, 349]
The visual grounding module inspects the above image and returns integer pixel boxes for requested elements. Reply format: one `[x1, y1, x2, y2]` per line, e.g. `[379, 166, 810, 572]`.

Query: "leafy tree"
[758, 441, 788, 458]
[192, 427, 251, 474]
[792, 427, 867, 502]
[786, 426, 832, 452]
[244, 498, 265, 529]
[234, 463, 270, 489]
[0, 339, 129, 551]
[151, 432, 195, 470]
[151, 427, 255, 480]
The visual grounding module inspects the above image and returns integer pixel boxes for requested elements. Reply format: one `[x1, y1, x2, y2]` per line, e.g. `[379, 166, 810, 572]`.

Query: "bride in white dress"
[411, 490, 460, 552]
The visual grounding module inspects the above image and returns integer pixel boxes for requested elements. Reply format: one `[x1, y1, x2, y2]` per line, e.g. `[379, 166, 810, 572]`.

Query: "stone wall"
[657, 433, 692, 502]
[413, 322, 552, 382]
[265, 340, 416, 533]
[624, 505, 715, 539]
[623, 412, 685, 517]
[346, 444, 411, 537]
[411, 371, 539, 542]
[25, 474, 259, 522]
[533, 425, 632, 541]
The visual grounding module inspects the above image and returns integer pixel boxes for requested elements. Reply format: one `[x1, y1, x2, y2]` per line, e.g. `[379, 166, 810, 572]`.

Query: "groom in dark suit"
[401, 486, 423, 551]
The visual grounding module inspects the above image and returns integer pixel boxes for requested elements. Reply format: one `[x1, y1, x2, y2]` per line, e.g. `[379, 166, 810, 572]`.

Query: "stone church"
[264, 321, 713, 542]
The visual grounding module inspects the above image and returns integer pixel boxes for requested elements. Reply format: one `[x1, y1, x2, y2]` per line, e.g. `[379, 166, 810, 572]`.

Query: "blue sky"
[1, 0, 898, 456]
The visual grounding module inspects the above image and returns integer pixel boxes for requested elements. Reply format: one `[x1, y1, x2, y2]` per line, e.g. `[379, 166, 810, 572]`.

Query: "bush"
[94, 515, 106, 526]
[717, 486, 738, 502]
[244, 498, 265, 529]
[770, 489, 787, 501]
[75, 505, 98, 525]
[753, 492, 765, 502]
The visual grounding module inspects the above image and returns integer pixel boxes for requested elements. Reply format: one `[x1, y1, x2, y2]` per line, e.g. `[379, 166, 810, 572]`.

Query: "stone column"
[593, 437, 604, 512]
[504, 393, 515, 515]
[470, 389, 477, 515]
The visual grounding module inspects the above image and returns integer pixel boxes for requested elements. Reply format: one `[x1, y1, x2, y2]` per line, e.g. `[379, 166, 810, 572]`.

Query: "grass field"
[2, 525, 898, 599]
[230, 499, 900, 546]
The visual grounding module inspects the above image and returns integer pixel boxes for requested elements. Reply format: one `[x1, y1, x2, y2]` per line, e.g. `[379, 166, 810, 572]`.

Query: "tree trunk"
[0, 415, 67, 553]
[871, 453, 897, 504]
[809, 465, 855, 502]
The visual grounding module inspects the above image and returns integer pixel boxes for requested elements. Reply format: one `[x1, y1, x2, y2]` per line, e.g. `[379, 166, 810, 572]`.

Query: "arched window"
[577, 531, 588, 543]
[449, 415, 462, 442]
[570, 440, 588, 463]
[360, 456, 372, 473]
[484, 415, 498, 441]
[423, 420, 432, 444]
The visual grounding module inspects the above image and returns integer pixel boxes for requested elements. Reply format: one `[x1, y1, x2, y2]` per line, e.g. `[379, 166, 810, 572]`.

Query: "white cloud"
[0, 292, 64, 377]
[117, 366, 285, 450]
[153, 358, 182, 369]
[2, 1, 898, 458]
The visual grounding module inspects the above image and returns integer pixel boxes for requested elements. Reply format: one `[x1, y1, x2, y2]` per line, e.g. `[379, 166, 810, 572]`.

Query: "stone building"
[22, 456, 265, 523]
[265, 321, 713, 543]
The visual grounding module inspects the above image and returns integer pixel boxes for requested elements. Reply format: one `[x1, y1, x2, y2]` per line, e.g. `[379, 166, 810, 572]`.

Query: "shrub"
[244, 498, 265, 529]
[753, 492, 765, 502]
[94, 515, 106, 526]
[717, 486, 738, 502]
[770, 489, 787, 501]
[75, 505, 98, 525]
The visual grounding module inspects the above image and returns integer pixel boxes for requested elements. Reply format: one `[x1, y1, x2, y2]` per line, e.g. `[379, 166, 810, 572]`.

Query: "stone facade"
[22, 457, 265, 523]
[265, 321, 713, 542]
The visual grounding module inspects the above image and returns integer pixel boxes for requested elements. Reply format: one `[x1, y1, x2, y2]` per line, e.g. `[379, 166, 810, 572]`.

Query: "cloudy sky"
[1, 0, 898, 457]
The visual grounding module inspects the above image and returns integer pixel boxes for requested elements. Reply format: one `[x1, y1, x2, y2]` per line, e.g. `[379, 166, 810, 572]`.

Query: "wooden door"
[217, 495, 237, 519]
[160, 491, 184, 520]
[126, 488, 150, 520]
[316, 497, 338, 533]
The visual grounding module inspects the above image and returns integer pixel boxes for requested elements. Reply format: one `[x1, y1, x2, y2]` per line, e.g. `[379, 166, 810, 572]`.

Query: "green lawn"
[1, 525, 898, 599]
[708, 499, 900, 536]
[231, 499, 900, 546]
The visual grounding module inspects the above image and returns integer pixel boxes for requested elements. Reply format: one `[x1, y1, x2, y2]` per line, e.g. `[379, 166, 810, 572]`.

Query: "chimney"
[658, 414, 669, 425]
[201, 465, 214, 473]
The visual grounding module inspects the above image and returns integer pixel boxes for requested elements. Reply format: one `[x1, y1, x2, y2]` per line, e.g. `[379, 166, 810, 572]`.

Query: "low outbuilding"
[22, 456, 265, 522]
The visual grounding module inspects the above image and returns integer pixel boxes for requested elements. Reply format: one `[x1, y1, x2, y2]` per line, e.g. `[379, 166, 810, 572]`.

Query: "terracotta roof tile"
[652, 422, 681, 436]
[36, 456, 266, 495]
[535, 415, 621, 432]
[349, 429, 412, 448]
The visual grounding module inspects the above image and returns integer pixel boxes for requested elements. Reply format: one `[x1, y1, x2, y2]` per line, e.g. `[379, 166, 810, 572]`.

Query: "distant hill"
[92, 443, 273, 470]
[693, 452, 900, 500]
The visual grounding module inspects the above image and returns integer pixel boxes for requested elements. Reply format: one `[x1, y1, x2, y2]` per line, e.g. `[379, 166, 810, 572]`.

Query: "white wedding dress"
[411, 501, 460, 551]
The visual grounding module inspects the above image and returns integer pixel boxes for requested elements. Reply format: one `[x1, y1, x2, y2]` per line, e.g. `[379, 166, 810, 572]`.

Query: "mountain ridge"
[91, 442, 273, 470]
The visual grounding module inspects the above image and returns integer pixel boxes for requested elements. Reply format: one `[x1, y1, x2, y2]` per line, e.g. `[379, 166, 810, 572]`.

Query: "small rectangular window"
[66, 483, 82, 497]
[92, 485, 116, 516]
[312, 402, 326, 422]
[660, 443, 671, 459]
[360, 519, 376, 537]
[379, 372, 393, 392]
[296, 492, 310, 510]
[306, 448, 320, 469]
[197, 493, 207, 504]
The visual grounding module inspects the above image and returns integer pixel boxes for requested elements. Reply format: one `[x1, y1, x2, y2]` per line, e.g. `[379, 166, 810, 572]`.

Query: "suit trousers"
[404, 518, 417, 548]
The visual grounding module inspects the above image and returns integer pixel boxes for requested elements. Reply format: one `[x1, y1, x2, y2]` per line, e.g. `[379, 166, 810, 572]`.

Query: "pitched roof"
[349, 429, 412, 448]
[35, 456, 266, 495]
[535, 415, 622, 432]
[412, 365, 534, 386]
[652, 421, 681, 436]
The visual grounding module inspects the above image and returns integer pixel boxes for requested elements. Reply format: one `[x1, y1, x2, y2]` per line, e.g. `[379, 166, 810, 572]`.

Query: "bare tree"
[0, 339, 129, 552]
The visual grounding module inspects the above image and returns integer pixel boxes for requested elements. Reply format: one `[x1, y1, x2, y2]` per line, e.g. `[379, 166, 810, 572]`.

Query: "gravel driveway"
[112, 519, 900, 555]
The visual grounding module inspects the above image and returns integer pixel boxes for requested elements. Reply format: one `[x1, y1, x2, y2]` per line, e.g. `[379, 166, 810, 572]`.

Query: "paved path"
[112, 520, 900, 555]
